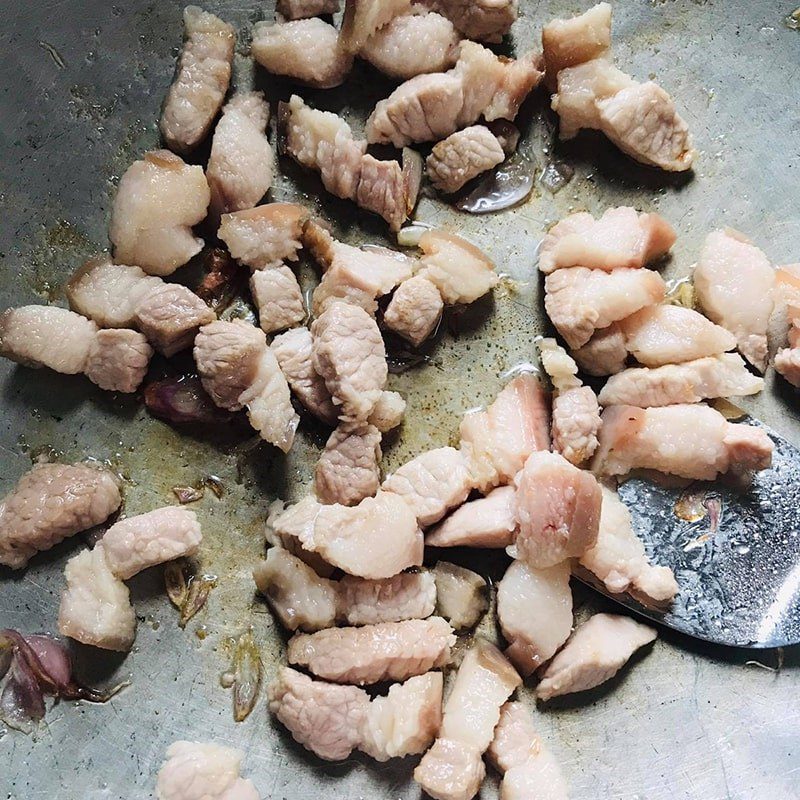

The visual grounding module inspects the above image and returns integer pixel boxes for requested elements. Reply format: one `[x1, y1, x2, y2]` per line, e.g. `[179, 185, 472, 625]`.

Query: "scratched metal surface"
[0, 1, 799, 798]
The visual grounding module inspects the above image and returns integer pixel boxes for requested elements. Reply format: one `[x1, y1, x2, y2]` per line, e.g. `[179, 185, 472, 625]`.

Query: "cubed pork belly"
[278, 0, 340, 20]
[427, 485, 517, 548]
[597, 353, 764, 407]
[355, 150, 422, 232]
[572, 323, 627, 376]
[775, 347, 800, 388]
[537, 337, 581, 392]
[159, 6, 235, 154]
[58, 544, 136, 652]
[422, 0, 517, 43]
[426, 125, 505, 194]
[339, 0, 412, 52]
[109, 150, 210, 276]
[337, 570, 436, 626]
[383, 276, 443, 346]
[252, 19, 353, 89]
[266, 496, 336, 577]
[694, 228, 775, 372]
[206, 92, 273, 219]
[315, 422, 382, 506]
[250, 267, 306, 334]
[592, 404, 774, 480]
[580, 485, 678, 603]
[497, 559, 572, 676]
[536, 613, 656, 700]
[287, 616, 454, 684]
[538, 207, 676, 274]
[432, 561, 487, 630]
[84, 329, 153, 393]
[368, 390, 407, 432]
[0, 462, 121, 570]
[544, 266, 666, 349]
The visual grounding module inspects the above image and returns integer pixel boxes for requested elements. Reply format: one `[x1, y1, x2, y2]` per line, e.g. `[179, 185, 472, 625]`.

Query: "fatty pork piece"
[100, 506, 202, 580]
[581, 485, 678, 603]
[383, 447, 472, 526]
[422, 0, 518, 43]
[694, 228, 776, 372]
[109, 150, 210, 276]
[155, 741, 258, 800]
[426, 125, 505, 195]
[159, 6, 235, 154]
[252, 19, 352, 89]
[775, 347, 800, 388]
[366, 41, 543, 147]
[83, 329, 153, 393]
[487, 702, 569, 800]
[536, 613, 656, 700]
[432, 561, 487, 630]
[383, 275, 444, 347]
[250, 267, 306, 335]
[287, 617, 454, 684]
[278, 0, 340, 20]
[460, 373, 551, 491]
[360, 7, 460, 81]
[592, 404, 774, 481]
[206, 92, 274, 219]
[355, 150, 423, 232]
[515, 450, 602, 568]
[265, 496, 337, 577]
[194, 320, 299, 451]
[219, 204, 308, 271]
[427, 485, 516, 548]
[414, 639, 521, 800]
[311, 301, 388, 421]
[538, 336, 580, 392]
[314, 422, 382, 506]
[339, 0, 412, 53]
[0, 463, 121, 570]
[337, 569, 436, 626]
[544, 266, 666, 349]
[572, 323, 628, 376]
[497, 559, 572, 676]
[367, 389, 407, 432]
[542, 1, 611, 90]
[597, 353, 764, 407]
[538, 206, 676, 274]
[619, 303, 737, 367]
[58, 544, 136, 651]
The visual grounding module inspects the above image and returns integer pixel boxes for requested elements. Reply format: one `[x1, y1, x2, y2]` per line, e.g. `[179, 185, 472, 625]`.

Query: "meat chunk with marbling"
[337, 570, 436, 626]
[538, 337, 581, 392]
[368, 390, 407, 432]
[592, 404, 774, 481]
[355, 150, 422, 232]
[423, 0, 517, 43]
[432, 561, 487, 630]
[426, 126, 505, 194]
[250, 267, 306, 334]
[775, 347, 800, 388]
[109, 150, 210, 276]
[572, 323, 628, 376]
[252, 19, 353, 89]
[278, 0, 340, 20]
[287, 616, 454, 684]
[315, 422, 382, 506]
[552, 385, 602, 466]
[0, 462, 121, 570]
[694, 228, 775, 372]
[83, 329, 153, 393]
[340, 0, 412, 52]
[427, 485, 516, 548]
[159, 6, 235, 154]
[383, 276, 443, 347]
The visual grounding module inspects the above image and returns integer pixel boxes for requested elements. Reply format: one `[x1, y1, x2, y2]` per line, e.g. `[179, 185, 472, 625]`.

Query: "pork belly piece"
[592, 404, 774, 480]
[694, 228, 775, 372]
[383, 447, 472, 526]
[315, 422, 382, 506]
[538, 207, 676, 274]
[415, 639, 521, 800]
[459, 373, 551, 491]
[423, 0, 517, 43]
[368, 390, 406, 432]
[219, 204, 308, 271]
[483, 51, 544, 122]
[515, 450, 601, 568]
[360, 672, 443, 761]
[134, 282, 215, 356]
[432, 561, 487, 630]
[266, 496, 336, 577]
[597, 353, 764, 408]
[206, 92, 274, 219]
[0, 463, 121, 570]
[337, 570, 436, 625]
[580, 485, 678, 602]
[0, 305, 97, 374]
[426, 125, 505, 194]
[619, 304, 737, 367]
[536, 613, 656, 700]
[156, 741, 258, 800]
[278, 0, 340, 20]
[58, 544, 136, 651]
[427, 485, 516, 548]
[100, 506, 201, 580]
[497, 559, 572, 676]
[340, 0, 412, 52]
[311, 301, 388, 421]
[572, 323, 627, 376]
[487, 702, 569, 800]
[268, 667, 369, 761]
[360, 7, 460, 81]
[552, 386, 602, 466]
[252, 19, 352, 89]
[250, 267, 306, 334]
[775, 347, 800, 388]
[355, 150, 421, 232]
[109, 150, 210, 276]
[84, 329, 153, 393]
[537, 337, 580, 392]
[417, 229, 498, 305]
[544, 266, 666, 349]
[542, 1, 611, 90]
[383, 276, 443, 347]
[271, 327, 338, 424]
[159, 6, 235, 154]
[287, 616, 454, 684]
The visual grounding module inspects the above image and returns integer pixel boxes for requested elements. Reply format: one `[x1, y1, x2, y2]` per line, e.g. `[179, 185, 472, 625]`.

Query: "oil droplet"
[674, 490, 707, 522]
[735, 544, 751, 556]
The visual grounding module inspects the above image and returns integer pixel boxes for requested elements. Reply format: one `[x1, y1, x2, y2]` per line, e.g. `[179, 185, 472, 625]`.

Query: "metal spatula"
[575, 415, 800, 648]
